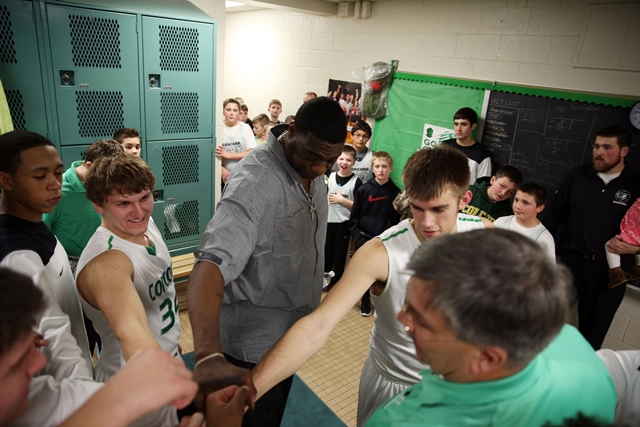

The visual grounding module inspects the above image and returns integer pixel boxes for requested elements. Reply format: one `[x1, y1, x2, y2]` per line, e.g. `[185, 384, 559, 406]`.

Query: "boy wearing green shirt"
[43, 139, 123, 258]
[462, 165, 522, 222]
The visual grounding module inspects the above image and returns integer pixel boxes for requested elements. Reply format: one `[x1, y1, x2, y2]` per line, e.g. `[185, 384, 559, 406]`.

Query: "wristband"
[194, 352, 224, 369]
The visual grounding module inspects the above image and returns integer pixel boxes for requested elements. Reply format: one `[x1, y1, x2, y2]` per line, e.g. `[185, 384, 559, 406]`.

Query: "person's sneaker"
[360, 298, 372, 317]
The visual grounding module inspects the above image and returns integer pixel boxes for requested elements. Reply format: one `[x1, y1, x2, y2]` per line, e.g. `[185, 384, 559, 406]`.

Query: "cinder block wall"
[222, 0, 640, 350]
[223, 0, 640, 119]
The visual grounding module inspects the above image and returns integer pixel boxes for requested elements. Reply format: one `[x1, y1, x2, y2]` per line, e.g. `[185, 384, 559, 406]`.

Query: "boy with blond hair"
[216, 98, 256, 187]
[494, 183, 555, 261]
[252, 113, 271, 144]
[350, 151, 401, 316]
[267, 99, 282, 125]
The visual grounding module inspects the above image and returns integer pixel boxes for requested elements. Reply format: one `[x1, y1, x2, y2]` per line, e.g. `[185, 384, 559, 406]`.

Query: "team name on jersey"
[148, 266, 174, 301]
[461, 205, 496, 222]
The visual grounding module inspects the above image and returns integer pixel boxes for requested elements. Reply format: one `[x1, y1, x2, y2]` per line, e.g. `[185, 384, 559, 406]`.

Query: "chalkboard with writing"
[481, 91, 640, 195]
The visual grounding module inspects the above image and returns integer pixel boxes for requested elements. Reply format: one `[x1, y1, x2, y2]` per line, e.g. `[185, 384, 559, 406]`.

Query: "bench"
[172, 253, 195, 280]
[172, 253, 194, 312]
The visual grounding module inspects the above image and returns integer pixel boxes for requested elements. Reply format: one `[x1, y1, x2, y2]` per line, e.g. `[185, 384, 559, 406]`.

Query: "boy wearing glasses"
[350, 121, 376, 183]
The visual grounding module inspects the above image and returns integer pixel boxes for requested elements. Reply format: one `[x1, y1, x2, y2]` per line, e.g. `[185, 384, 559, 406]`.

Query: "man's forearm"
[187, 261, 225, 360]
[252, 313, 331, 400]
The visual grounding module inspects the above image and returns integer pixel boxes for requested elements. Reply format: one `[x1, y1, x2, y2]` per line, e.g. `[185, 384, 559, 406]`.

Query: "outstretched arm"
[251, 238, 389, 399]
[187, 261, 255, 411]
[76, 250, 161, 360]
[60, 348, 198, 427]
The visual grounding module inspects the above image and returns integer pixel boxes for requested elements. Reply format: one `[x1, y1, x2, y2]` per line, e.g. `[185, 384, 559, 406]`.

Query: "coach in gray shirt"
[187, 97, 347, 427]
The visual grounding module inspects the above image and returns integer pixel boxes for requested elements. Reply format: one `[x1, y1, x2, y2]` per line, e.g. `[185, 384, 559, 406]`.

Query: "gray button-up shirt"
[196, 131, 327, 363]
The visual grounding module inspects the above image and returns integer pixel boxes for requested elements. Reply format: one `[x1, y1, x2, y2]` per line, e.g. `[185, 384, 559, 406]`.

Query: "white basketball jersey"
[76, 218, 180, 382]
[370, 214, 484, 383]
[327, 172, 359, 223]
[352, 148, 374, 183]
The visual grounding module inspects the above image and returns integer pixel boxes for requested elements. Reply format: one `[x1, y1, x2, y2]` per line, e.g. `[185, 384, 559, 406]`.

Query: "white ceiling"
[226, 0, 377, 15]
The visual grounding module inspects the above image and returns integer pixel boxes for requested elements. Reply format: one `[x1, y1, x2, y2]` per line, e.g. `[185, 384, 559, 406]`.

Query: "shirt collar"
[266, 131, 303, 184]
[66, 160, 87, 192]
[414, 357, 540, 406]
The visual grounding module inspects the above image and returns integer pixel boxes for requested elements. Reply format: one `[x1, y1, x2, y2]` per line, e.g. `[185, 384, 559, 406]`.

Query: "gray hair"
[407, 229, 572, 367]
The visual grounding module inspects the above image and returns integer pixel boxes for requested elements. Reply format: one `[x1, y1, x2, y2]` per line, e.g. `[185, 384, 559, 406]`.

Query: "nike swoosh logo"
[368, 195, 389, 202]
[59, 266, 64, 276]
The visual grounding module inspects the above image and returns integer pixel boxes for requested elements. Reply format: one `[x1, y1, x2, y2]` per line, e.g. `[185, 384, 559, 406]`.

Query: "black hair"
[0, 130, 55, 176]
[595, 126, 632, 149]
[495, 165, 524, 187]
[454, 107, 478, 126]
[517, 182, 547, 206]
[294, 96, 347, 145]
[351, 120, 372, 138]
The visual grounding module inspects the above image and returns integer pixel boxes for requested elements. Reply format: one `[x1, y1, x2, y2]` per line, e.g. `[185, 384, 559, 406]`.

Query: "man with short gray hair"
[366, 229, 616, 427]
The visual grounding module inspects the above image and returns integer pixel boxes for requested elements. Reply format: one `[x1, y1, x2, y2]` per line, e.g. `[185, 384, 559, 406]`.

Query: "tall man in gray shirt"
[187, 97, 347, 427]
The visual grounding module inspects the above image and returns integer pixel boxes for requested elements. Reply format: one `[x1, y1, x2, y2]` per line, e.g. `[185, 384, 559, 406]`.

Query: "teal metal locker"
[0, 0, 216, 256]
[146, 139, 212, 253]
[45, 4, 141, 146]
[0, 0, 49, 136]
[141, 16, 213, 142]
[60, 144, 90, 169]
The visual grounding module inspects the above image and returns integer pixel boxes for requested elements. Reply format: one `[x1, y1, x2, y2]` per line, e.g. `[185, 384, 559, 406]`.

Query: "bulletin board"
[371, 74, 485, 187]
[372, 71, 640, 194]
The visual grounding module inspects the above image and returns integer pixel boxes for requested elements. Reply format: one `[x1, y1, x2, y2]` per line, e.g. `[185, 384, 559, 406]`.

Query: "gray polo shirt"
[196, 132, 327, 363]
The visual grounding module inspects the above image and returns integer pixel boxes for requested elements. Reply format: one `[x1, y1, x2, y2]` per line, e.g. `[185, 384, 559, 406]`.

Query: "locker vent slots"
[0, 6, 16, 64]
[160, 92, 199, 134]
[159, 25, 199, 72]
[69, 14, 121, 68]
[5, 89, 25, 130]
[76, 91, 124, 138]
[161, 144, 200, 186]
[164, 200, 200, 240]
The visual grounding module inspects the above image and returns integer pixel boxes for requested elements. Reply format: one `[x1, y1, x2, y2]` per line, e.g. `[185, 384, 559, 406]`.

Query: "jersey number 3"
[159, 295, 179, 335]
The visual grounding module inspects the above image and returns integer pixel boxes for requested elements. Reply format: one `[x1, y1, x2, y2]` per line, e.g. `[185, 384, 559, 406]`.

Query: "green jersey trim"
[107, 235, 113, 250]
[145, 240, 157, 256]
[458, 216, 482, 222]
[381, 227, 409, 242]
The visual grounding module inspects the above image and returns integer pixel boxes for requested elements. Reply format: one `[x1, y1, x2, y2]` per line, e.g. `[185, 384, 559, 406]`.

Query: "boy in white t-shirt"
[494, 183, 555, 262]
[215, 98, 256, 187]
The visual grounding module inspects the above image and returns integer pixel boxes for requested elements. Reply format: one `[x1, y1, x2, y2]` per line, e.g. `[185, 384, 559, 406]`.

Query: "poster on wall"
[422, 124, 455, 149]
[328, 79, 365, 144]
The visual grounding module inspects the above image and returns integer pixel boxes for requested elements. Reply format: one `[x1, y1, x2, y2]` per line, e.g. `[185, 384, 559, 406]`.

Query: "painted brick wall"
[223, 0, 640, 120]
[221, 0, 640, 351]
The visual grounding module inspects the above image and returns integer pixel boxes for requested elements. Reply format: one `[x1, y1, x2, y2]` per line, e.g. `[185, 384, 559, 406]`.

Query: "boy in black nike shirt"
[349, 151, 400, 316]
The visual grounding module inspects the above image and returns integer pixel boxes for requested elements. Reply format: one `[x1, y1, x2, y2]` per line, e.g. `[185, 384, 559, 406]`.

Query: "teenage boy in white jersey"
[76, 153, 180, 427]
[251, 145, 493, 427]
[494, 183, 555, 262]
[0, 130, 101, 427]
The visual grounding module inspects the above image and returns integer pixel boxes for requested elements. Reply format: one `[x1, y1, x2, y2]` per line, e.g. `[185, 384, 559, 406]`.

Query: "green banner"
[372, 77, 485, 188]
